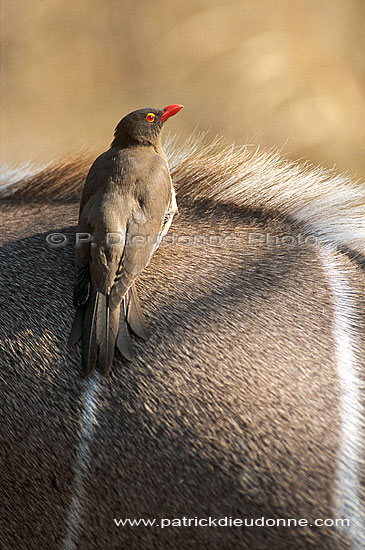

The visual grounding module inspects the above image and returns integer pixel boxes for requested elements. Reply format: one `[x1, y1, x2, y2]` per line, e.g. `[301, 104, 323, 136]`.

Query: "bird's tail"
[80, 288, 120, 377]
[115, 283, 149, 362]
[125, 283, 150, 340]
[68, 282, 149, 376]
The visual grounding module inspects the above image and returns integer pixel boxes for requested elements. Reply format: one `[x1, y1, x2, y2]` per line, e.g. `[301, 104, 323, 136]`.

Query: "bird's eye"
[146, 113, 155, 123]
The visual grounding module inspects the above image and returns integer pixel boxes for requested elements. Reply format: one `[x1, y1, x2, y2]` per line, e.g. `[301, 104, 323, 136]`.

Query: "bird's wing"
[73, 151, 115, 305]
[68, 215, 92, 347]
[159, 184, 178, 243]
[75, 149, 130, 298]
[109, 169, 172, 310]
[78, 152, 109, 220]
[73, 217, 92, 307]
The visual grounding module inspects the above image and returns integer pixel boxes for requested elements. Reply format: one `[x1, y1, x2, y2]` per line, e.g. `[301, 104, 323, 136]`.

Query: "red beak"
[160, 104, 183, 122]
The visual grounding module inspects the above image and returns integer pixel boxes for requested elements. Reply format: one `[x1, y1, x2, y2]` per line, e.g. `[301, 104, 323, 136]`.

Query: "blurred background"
[1, 0, 364, 177]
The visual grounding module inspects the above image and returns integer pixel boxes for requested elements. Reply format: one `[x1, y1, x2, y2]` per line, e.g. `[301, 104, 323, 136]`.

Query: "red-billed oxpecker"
[68, 104, 183, 376]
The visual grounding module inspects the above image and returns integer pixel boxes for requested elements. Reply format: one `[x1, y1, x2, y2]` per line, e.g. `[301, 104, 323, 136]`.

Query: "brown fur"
[0, 136, 364, 550]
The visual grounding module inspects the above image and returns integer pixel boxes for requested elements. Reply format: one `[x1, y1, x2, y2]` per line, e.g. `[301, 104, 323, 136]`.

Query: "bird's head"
[111, 104, 183, 148]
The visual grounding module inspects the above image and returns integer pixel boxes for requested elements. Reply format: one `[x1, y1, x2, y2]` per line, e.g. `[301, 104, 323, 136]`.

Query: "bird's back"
[78, 146, 171, 294]
[80, 146, 170, 228]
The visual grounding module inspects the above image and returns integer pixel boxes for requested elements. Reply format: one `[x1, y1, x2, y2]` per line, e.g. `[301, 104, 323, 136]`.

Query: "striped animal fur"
[0, 135, 364, 550]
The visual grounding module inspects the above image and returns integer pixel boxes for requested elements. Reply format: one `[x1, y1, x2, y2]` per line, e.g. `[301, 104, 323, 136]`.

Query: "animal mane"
[0, 152, 92, 203]
[1, 133, 364, 254]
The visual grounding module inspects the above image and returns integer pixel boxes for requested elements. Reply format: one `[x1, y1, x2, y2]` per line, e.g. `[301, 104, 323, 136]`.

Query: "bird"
[68, 104, 183, 377]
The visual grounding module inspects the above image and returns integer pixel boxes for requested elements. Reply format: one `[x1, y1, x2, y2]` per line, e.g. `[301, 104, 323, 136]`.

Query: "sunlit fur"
[0, 135, 364, 550]
[2, 133, 364, 255]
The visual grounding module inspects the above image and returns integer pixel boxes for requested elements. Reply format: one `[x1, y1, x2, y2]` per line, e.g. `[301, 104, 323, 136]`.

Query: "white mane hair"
[1, 133, 364, 255]
[0, 134, 364, 550]
[164, 133, 365, 256]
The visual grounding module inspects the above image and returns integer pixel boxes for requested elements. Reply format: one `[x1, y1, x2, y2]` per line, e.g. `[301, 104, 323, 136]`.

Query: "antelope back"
[0, 137, 364, 550]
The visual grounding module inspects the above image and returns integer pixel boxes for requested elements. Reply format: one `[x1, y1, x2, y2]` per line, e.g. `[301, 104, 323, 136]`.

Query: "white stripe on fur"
[62, 374, 103, 550]
[320, 248, 365, 549]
